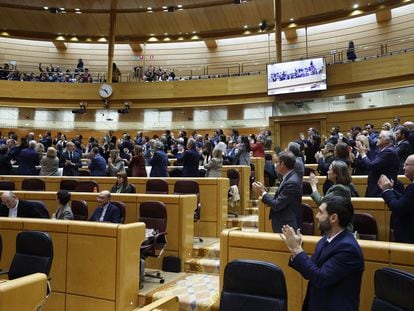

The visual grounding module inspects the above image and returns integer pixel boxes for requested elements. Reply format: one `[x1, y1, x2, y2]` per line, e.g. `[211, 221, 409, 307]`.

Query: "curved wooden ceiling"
[0, 0, 409, 43]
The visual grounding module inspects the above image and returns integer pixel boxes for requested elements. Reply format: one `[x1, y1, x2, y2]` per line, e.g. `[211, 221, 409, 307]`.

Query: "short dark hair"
[57, 190, 71, 205]
[321, 196, 354, 228]
[398, 127, 409, 139]
[278, 151, 296, 170]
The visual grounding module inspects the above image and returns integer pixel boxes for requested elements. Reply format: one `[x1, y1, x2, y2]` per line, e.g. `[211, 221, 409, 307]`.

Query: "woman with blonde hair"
[204, 148, 223, 177]
[352, 134, 375, 175]
[39, 146, 60, 176]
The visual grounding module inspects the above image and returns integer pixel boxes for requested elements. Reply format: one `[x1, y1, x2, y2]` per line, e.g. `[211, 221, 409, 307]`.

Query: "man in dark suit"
[253, 151, 302, 233]
[17, 140, 39, 175]
[149, 141, 169, 177]
[395, 127, 412, 174]
[281, 196, 364, 311]
[88, 147, 107, 176]
[182, 138, 201, 177]
[356, 130, 399, 197]
[0, 191, 49, 218]
[59, 141, 82, 176]
[378, 154, 414, 243]
[89, 191, 121, 223]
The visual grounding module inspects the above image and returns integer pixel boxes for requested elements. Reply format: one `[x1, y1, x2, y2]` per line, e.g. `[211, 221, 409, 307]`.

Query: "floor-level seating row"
[220, 228, 414, 311]
[0, 191, 196, 271]
[0, 176, 230, 237]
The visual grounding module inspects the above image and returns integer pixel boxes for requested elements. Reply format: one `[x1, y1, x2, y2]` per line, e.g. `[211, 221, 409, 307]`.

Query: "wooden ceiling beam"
[204, 39, 217, 49]
[52, 41, 67, 51]
[129, 42, 142, 53]
[376, 9, 392, 23]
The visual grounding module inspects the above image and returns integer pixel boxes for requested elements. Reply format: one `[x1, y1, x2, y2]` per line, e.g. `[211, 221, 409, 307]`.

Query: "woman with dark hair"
[310, 160, 358, 206]
[54, 190, 74, 220]
[234, 135, 251, 165]
[346, 41, 357, 61]
[110, 172, 135, 193]
[128, 145, 147, 177]
[323, 142, 352, 194]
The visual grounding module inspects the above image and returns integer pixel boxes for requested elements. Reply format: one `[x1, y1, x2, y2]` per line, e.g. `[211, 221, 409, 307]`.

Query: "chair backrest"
[372, 267, 414, 311]
[0, 181, 15, 191]
[8, 231, 53, 280]
[74, 180, 99, 192]
[227, 169, 240, 187]
[78, 170, 91, 176]
[219, 259, 287, 311]
[146, 179, 169, 194]
[129, 184, 136, 193]
[22, 178, 46, 191]
[27, 200, 50, 218]
[111, 201, 126, 224]
[353, 212, 378, 240]
[302, 181, 313, 195]
[139, 201, 168, 257]
[301, 203, 314, 235]
[71, 200, 88, 220]
[60, 179, 79, 191]
[173, 180, 201, 220]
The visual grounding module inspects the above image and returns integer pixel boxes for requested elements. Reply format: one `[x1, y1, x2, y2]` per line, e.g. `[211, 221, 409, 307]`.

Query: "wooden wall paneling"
[279, 119, 323, 150]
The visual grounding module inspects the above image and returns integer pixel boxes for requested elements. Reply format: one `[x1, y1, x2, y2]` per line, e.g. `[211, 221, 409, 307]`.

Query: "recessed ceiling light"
[75, 8, 80, 11]
[43, 6, 48, 10]
[289, 18, 294, 21]
[243, 25, 248, 29]
[60, 7, 65, 10]
[164, 33, 168, 36]
[75, 11, 82, 14]
[162, 6, 167, 9]
[147, 7, 152, 10]
[192, 31, 197, 34]
[353, 4, 359, 9]
[177, 4, 183, 8]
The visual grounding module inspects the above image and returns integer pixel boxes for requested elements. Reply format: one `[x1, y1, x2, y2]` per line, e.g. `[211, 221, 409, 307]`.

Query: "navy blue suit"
[88, 154, 107, 176]
[59, 151, 82, 176]
[89, 203, 121, 223]
[361, 146, 399, 197]
[17, 147, 39, 175]
[181, 148, 201, 177]
[149, 150, 169, 177]
[262, 170, 302, 233]
[382, 182, 414, 243]
[290, 230, 364, 311]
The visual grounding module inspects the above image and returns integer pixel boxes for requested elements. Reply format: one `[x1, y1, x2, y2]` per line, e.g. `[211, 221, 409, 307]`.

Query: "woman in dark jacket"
[110, 172, 135, 193]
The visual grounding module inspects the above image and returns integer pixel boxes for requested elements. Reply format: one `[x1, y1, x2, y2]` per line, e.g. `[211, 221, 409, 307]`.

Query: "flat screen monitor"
[267, 58, 327, 95]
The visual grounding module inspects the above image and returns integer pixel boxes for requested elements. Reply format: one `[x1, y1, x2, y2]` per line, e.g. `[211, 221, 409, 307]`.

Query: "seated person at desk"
[0, 191, 49, 218]
[89, 190, 121, 223]
[110, 172, 135, 193]
[54, 190, 74, 220]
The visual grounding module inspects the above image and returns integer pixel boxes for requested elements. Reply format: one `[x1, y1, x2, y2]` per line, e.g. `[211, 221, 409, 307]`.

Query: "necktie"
[69, 152, 73, 160]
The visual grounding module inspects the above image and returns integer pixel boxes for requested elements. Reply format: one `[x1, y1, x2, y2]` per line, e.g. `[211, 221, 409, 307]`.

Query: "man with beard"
[281, 196, 364, 311]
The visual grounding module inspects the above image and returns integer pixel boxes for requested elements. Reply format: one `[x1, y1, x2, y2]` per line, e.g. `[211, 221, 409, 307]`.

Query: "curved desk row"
[0, 191, 196, 272]
[220, 228, 414, 311]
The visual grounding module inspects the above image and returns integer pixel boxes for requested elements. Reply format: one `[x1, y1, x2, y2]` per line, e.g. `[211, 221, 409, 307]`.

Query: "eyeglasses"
[404, 163, 414, 166]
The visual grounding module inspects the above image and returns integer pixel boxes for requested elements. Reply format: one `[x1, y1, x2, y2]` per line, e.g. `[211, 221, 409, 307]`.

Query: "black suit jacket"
[261, 170, 302, 233]
[59, 151, 82, 176]
[382, 182, 414, 243]
[89, 203, 121, 223]
[0, 200, 49, 218]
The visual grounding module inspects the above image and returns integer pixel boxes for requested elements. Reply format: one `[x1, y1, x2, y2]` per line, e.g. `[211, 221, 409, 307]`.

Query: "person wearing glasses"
[89, 190, 121, 223]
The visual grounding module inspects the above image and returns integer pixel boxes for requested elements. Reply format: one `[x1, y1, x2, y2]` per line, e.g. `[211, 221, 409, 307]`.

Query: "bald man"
[0, 191, 49, 218]
[89, 190, 121, 223]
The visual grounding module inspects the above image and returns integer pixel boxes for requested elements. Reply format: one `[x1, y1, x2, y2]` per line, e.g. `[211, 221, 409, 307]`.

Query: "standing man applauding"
[281, 196, 364, 311]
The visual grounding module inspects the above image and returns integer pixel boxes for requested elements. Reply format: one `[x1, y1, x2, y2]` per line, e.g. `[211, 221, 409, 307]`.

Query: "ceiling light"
[162, 6, 167, 9]
[43, 6, 48, 10]
[177, 4, 183, 8]
[75, 8, 80, 11]
[60, 7, 65, 10]
[243, 25, 248, 29]
[289, 18, 294, 21]
[147, 7, 152, 10]
[192, 31, 197, 34]
[75, 11, 82, 14]
[164, 33, 168, 36]
[353, 4, 359, 9]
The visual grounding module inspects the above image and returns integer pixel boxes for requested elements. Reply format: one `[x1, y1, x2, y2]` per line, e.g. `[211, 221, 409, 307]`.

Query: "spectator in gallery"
[112, 62, 121, 83]
[346, 41, 357, 61]
[77, 58, 84, 70]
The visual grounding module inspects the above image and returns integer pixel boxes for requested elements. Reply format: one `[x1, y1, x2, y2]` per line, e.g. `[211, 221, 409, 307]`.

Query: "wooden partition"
[0, 191, 195, 271]
[220, 228, 414, 311]
[0, 218, 145, 311]
[0, 176, 229, 238]
[251, 157, 265, 184]
[0, 273, 47, 311]
[302, 175, 410, 197]
[258, 196, 390, 241]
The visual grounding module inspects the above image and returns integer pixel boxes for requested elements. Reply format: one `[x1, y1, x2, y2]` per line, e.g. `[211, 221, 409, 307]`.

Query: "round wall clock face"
[99, 83, 113, 98]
